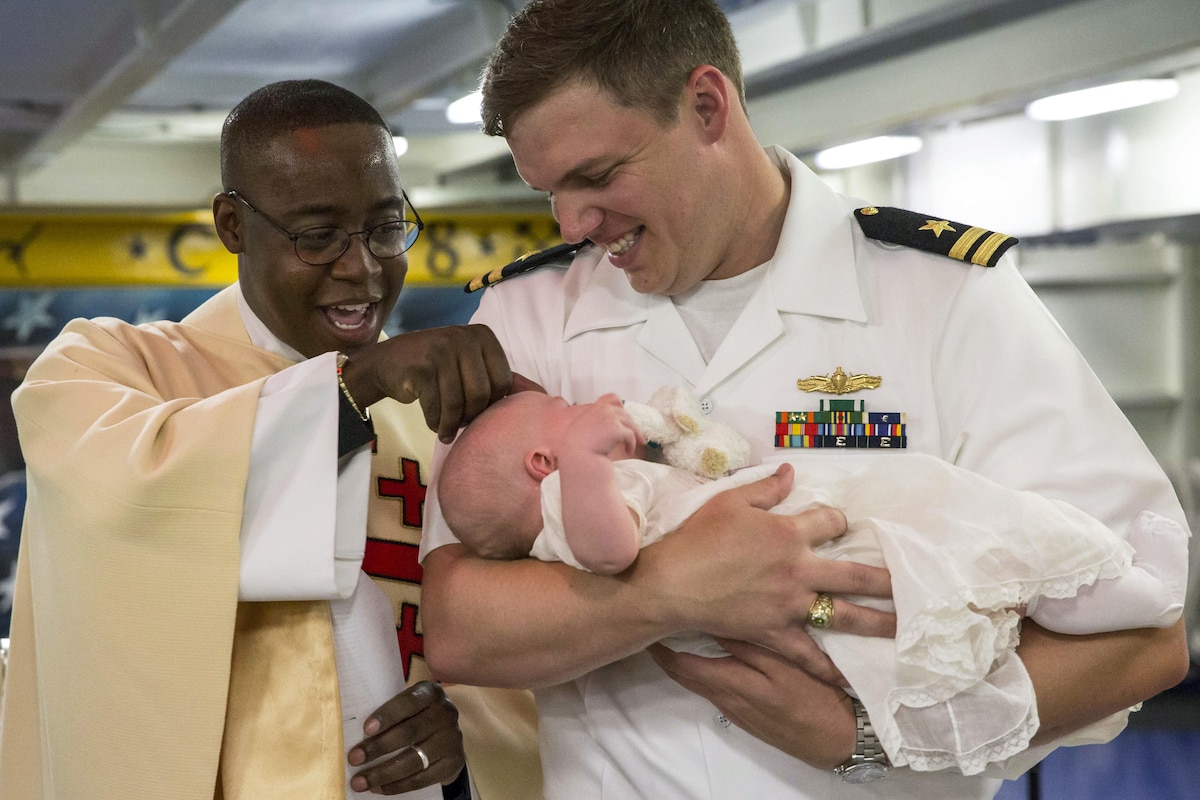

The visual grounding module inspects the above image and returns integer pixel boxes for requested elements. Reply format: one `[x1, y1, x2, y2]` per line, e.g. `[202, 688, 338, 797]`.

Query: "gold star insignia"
[919, 220, 956, 238]
[796, 366, 882, 395]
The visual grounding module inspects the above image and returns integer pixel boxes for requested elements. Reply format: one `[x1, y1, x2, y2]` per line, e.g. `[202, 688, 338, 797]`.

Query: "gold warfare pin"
[779, 367, 906, 449]
[796, 366, 881, 395]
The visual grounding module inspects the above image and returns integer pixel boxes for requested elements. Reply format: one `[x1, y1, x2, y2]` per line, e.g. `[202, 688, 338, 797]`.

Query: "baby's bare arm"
[560, 451, 641, 573]
[558, 395, 643, 574]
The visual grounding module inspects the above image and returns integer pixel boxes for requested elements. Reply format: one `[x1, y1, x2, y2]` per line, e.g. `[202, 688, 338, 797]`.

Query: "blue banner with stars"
[0, 471, 26, 637]
[0, 287, 222, 349]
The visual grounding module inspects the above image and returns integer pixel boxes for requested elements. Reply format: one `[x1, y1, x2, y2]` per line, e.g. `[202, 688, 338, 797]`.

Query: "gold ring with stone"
[807, 592, 835, 629]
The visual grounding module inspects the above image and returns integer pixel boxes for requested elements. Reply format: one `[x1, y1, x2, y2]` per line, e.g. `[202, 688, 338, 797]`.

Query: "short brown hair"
[480, 0, 745, 137]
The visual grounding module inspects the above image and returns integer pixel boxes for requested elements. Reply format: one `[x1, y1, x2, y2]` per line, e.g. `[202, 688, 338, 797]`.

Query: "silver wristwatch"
[833, 697, 891, 784]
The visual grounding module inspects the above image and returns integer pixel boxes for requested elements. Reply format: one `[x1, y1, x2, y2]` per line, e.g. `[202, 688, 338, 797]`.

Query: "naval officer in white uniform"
[419, 1, 1192, 798]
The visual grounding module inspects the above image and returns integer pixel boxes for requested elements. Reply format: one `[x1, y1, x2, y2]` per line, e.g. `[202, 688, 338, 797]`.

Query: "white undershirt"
[671, 266, 767, 362]
[235, 288, 442, 800]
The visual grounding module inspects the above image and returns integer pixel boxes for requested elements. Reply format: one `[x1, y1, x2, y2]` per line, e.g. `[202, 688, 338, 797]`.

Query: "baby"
[435, 390, 1188, 775]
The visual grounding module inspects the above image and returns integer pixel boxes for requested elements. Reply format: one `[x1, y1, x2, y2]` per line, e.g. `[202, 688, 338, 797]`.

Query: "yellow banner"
[0, 211, 560, 288]
[408, 214, 563, 287]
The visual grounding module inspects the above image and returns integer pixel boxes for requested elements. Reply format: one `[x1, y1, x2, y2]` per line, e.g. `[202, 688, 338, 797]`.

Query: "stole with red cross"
[363, 428, 432, 682]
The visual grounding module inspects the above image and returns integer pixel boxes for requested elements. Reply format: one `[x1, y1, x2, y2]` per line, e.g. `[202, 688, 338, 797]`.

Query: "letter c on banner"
[168, 223, 218, 277]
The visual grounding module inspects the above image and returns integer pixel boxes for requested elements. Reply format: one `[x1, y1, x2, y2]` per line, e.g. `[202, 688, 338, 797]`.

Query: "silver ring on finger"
[807, 592, 835, 630]
[410, 743, 431, 771]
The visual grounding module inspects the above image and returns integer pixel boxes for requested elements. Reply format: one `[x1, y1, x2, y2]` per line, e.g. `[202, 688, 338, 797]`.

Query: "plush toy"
[623, 385, 752, 480]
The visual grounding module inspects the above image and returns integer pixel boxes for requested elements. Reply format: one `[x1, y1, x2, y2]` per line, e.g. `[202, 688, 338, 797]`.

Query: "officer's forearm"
[1020, 617, 1189, 744]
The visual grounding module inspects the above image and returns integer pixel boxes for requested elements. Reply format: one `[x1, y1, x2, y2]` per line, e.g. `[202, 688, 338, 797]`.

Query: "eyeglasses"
[225, 189, 424, 266]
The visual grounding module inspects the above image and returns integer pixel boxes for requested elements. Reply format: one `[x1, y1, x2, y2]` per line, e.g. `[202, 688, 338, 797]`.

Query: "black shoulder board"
[464, 241, 586, 293]
[853, 206, 1017, 268]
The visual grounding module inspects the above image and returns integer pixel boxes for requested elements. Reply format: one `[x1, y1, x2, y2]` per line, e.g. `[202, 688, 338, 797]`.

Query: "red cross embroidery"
[395, 602, 423, 678]
[362, 538, 423, 583]
[378, 457, 427, 528]
[362, 538, 424, 679]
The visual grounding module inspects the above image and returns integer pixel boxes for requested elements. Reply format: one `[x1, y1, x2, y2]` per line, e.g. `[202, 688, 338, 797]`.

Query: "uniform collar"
[562, 248, 651, 341]
[765, 146, 868, 324]
[563, 145, 867, 343]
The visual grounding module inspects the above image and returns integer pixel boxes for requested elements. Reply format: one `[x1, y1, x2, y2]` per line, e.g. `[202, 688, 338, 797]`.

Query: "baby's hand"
[570, 394, 644, 459]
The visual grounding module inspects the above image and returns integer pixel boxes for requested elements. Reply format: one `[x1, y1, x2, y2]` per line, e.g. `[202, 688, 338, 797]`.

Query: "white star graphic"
[0, 557, 16, 615]
[3, 292, 56, 343]
[133, 307, 168, 325]
[0, 494, 16, 540]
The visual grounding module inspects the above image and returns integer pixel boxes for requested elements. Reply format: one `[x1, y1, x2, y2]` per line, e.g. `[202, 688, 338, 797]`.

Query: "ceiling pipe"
[745, 0, 1095, 99]
[2, 0, 245, 177]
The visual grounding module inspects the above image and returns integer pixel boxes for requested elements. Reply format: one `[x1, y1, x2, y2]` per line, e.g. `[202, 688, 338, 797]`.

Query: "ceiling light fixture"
[446, 91, 483, 125]
[392, 135, 409, 157]
[1025, 79, 1180, 121]
[813, 135, 923, 170]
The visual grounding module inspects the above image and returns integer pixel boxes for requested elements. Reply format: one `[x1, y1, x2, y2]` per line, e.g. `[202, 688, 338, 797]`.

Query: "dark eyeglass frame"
[225, 189, 424, 266]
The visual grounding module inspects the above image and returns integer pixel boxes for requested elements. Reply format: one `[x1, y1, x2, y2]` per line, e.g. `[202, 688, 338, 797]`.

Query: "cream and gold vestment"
[0, 286, 540, 800]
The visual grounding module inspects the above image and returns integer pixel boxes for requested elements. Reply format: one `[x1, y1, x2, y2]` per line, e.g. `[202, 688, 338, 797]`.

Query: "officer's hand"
[650, 639, 857, 769]
[341, 324, 513, 443]
[347, 681, 465, 794]
[631, 462, 895, 686]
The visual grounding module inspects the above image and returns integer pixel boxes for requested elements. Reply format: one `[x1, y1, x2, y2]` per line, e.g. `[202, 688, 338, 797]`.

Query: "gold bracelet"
[335, 352, 370, 422]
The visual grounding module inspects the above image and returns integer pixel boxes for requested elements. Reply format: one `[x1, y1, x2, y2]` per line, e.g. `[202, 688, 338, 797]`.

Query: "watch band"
[833, 697, 891, 783]
[854, 696, 885, 761]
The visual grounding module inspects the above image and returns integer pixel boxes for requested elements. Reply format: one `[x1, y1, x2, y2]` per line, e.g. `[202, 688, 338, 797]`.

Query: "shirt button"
[699, 398, 713, 415]
[715, 713, 731, 728]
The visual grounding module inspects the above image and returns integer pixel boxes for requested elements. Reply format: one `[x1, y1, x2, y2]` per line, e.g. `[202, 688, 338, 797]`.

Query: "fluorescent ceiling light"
[1026, 79, 1180, 121]
[392, 135, 408, 157]
[446, 91, 483, 125]
[814, 135, 923, 170]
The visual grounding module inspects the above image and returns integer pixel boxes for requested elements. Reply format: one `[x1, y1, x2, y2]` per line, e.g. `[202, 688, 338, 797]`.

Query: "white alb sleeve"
[239, 352, 372, 601]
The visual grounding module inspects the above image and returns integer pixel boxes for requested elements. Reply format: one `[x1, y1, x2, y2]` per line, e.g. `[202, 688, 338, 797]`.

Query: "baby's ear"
[525, 448, 556, 481]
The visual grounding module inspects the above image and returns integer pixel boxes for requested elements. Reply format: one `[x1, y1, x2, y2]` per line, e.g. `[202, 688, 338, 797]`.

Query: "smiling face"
[506, 78, 740, 297]
[216, 122, 409, 358]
